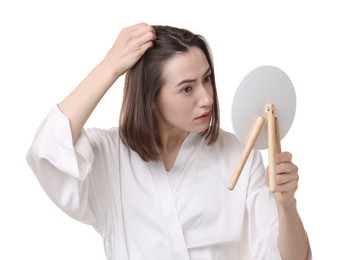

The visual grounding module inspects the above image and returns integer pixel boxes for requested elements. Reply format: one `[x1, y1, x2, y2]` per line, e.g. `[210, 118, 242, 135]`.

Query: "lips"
[195, 111, 211, 120]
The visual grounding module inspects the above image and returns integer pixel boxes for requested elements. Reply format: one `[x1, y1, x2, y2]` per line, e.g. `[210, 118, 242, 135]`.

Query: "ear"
[151, 101, 156, 110]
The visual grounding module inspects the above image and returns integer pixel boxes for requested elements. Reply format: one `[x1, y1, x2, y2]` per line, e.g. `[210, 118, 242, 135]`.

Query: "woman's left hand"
[266, 151, 299, 207]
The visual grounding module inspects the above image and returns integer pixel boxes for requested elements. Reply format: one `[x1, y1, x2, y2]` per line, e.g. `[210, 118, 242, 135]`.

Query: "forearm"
[58, 60, 120, 142]
[58, 23, 155, 142]
[277, 199, 310, 260]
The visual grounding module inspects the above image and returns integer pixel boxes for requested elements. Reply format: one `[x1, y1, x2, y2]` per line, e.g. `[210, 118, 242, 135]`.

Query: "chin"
[192, 125, 210, 134]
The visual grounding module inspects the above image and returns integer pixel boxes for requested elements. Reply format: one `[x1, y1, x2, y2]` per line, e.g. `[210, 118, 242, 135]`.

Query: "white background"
[1, 0, 346, 259]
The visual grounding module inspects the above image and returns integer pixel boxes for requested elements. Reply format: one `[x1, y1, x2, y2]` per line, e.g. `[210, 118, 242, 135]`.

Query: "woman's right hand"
[102, 23, 156, 78]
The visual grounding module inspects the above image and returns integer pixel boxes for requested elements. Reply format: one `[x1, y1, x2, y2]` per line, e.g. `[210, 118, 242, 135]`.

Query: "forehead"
[161, 46, 209, 84]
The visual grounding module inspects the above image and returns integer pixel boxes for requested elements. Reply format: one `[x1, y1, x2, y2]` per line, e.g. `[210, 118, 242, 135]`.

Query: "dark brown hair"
[119, 25, 220, 161]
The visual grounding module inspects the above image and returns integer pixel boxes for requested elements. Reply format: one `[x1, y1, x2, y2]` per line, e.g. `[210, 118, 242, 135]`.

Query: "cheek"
[154, 92, 169, 113]
[208, 85, 214, 98]
[155, 96, 182, 120]
[155, 90, 193, 122]
[157, 93, 186, 113]
[165, 101, 188, 118]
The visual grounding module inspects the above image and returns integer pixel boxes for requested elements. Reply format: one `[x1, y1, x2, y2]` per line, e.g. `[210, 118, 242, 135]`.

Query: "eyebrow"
[175, 67, 211, 87]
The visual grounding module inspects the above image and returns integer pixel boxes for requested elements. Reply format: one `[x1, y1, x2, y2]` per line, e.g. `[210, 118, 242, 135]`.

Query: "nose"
[197, 86, 213, 107]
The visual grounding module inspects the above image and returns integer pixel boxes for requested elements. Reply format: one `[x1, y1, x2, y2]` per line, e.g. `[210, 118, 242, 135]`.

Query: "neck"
[159, 130, 189, 154]
[157, 129, 189, 171]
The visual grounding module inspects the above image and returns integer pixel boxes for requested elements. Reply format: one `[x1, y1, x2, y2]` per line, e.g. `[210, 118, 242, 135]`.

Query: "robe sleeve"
[245, 150, 282, 259]
[26, 105, 98, 226]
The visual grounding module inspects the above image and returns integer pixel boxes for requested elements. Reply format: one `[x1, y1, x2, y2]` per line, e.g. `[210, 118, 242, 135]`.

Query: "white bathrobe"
[26, 105, 281, 260]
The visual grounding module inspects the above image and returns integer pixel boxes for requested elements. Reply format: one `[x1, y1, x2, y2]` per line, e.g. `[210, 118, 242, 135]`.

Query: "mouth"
[195, 111, 211, 120]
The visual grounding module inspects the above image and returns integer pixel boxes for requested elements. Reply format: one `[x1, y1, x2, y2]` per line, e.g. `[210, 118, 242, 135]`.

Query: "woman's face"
[154, 46, 214, 135]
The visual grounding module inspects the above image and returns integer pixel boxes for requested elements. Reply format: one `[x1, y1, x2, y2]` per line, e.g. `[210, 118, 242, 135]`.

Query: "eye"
[203, 74, 212, 84]
[182, 86, 193, 94]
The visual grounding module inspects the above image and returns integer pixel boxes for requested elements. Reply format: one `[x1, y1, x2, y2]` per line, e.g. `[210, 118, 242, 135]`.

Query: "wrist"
[98, 58, 123, 80]
[276, 196, 297, 213]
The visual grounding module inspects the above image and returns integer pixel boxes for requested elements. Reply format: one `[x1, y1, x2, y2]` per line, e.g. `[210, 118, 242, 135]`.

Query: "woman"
[26, 23, 310, 259]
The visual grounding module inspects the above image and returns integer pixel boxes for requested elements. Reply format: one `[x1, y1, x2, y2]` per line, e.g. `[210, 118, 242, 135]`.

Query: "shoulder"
[214, 128, 261, 162]
[199, 128, 246, 159]
[84, 126, 121, 149]
[85, 126, 119, 137]
[215, 128, 243, 149]
[217, 128, 236, 140]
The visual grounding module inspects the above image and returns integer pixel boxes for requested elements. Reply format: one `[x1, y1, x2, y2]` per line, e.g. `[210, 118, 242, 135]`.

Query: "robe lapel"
[167, 132, 202, 194]
[149, 160, 190, 260]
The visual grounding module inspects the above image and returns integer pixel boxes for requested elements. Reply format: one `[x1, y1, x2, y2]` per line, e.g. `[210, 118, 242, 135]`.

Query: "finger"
[276, 171, 299, 185]
[276, 179, 299, 192]
[276, 161, 298, 175]
[125, 27, 156, 54]
[127, 23, 156, 41]
[275, 151, 292, 163]
[124, 22, 149, 34]
[137, 30, 156, 46]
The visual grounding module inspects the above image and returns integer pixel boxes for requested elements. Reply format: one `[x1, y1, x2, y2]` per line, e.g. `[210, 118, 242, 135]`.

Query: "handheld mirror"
[228, 65, 296, 192]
